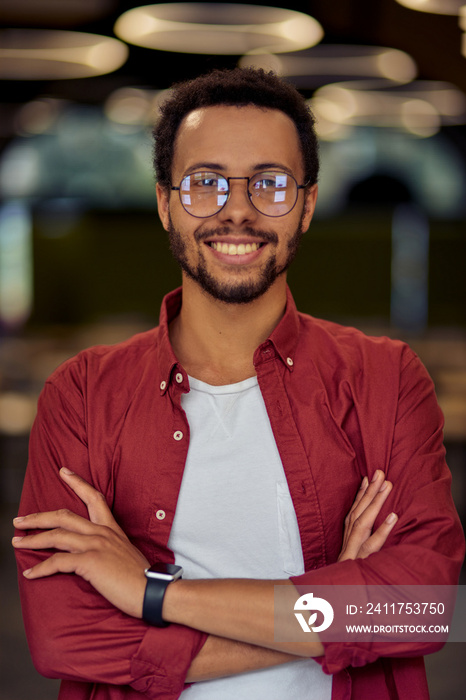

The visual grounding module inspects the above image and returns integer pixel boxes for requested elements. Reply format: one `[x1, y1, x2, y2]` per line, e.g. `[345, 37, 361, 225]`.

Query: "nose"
[217, 177, 258, 226]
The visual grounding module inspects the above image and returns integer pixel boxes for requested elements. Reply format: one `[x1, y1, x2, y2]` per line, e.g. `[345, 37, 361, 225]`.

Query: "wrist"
[160, 577, 185, 625]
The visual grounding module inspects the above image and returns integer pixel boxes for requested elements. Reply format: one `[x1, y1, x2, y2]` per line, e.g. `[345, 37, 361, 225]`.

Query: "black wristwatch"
[142, 563, 183, 627]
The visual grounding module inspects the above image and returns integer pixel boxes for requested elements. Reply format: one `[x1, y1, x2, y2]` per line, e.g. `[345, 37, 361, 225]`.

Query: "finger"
[354, 512, 398, 559]
[348, 476, 369, 513]
[340, 482, 393, 560]
[343, 471, 385, 542]
[14, 508, 101, 534]
[355, 469, 385, 516]
[22, 552, 82, 579]
[341, 476, 369, 550]
[59, 468, 123, 534]
[354, 480, 393, 530]
[12, 527, 100, 553]
[349, 470, 386, 522]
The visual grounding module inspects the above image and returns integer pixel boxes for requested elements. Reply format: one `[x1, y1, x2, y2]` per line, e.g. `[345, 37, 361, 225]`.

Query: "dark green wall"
[29, 208, 466, 328]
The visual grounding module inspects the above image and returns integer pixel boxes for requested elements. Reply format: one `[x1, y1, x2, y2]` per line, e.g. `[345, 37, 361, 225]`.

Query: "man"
[13, 68, 464, 700]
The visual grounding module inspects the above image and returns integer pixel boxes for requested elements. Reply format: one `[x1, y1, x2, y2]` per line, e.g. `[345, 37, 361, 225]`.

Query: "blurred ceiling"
[0, 0, 465, 146]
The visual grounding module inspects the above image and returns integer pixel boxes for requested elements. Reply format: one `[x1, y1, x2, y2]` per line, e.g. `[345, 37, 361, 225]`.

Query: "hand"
[338, 470, 397, 562]
[12, 468, 149, 618]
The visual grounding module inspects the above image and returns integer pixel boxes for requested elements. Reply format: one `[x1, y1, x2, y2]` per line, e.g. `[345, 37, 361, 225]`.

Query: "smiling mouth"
[208, 241, 263, 256]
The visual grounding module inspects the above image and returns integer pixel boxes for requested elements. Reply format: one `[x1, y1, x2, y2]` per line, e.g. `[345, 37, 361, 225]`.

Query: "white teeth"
[210, 242, 260, 255]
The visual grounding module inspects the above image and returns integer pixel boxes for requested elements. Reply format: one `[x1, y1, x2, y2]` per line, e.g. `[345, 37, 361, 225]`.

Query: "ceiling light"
[460, 5, 466, 28]
[114, 3, 323, 55]
[104, 87, 174, 127]
[0, 393, 37, 434]
[0, 29, 128, 80]
[395, 0, 464, 14]
[15, 98, 65, 135]
[400, 99, 441, 137]
[311, 81, 466, 139]
[105, 88, 153, 126]
[240, 45, 417, 87]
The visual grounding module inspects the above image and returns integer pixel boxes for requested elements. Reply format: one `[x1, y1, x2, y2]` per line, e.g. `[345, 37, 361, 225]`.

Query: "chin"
[191, 263, 283, 305]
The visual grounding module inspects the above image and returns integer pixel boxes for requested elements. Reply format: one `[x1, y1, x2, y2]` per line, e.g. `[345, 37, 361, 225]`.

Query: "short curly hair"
[153, 67, 319, 190]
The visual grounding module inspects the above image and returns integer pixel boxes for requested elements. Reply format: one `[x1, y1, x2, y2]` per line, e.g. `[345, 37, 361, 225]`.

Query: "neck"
[169, 274, 288, 385]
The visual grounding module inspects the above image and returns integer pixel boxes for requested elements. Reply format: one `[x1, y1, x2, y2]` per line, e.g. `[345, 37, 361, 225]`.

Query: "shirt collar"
[266, 285, 300, 371]
[157, 285, 301, 391]
[157, 288, 184, 393]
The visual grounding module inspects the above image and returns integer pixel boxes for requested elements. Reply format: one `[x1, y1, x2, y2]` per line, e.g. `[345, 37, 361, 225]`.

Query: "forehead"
[172, 104, 303, 177]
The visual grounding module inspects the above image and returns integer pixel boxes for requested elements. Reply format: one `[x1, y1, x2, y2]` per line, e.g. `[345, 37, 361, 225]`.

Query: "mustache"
[194, 226, 278, 245]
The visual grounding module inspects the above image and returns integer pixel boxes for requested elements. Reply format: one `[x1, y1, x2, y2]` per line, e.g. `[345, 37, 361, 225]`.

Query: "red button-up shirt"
[16, 287, 464, 700]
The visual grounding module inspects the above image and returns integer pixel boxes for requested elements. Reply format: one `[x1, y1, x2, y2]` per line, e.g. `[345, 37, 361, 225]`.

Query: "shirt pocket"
[276, 481, 305, 576]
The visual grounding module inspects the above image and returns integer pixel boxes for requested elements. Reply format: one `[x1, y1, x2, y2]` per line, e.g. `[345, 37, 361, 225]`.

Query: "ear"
[301, 184, 318, 233]
[156, 183, 171, 231]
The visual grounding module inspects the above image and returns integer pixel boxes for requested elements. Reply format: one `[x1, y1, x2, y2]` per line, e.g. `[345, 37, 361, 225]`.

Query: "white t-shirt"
[168, 375, 332, 699]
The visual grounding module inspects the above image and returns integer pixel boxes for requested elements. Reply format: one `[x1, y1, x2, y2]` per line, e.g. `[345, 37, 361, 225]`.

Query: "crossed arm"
[12, 468, 396, 681]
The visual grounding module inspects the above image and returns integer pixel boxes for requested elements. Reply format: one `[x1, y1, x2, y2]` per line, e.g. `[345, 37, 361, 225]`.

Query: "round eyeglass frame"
[170, 171, 309, 218]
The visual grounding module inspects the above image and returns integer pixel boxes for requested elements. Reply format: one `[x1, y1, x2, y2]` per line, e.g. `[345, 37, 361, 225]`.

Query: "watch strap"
[142, 577, 172, 627]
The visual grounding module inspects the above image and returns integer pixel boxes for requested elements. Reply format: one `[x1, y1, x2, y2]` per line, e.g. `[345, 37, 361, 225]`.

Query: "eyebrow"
[183, 162, 295, 176]
[184, 162, 224, 173]
[253, 163, 294, 175]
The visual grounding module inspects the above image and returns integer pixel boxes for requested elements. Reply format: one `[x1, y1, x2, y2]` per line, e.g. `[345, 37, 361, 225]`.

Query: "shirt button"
[175, 373, 183, 384]
[173, 430, 184, 441]
[156, 510, 166, 520]
[160, 380, 167, 391]
[286, 357, 294, 367]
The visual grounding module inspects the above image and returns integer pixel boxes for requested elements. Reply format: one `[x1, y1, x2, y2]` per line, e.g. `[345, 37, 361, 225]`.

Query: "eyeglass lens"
[179, 171, 298, 217]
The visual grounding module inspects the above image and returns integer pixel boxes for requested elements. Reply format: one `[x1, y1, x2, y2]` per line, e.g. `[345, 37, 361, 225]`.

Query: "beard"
[167, 211, 306, 305]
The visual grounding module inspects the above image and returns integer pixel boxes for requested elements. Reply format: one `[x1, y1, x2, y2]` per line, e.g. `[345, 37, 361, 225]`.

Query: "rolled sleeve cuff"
[131, 625, 208, 699]
[314, 642, 379, 675]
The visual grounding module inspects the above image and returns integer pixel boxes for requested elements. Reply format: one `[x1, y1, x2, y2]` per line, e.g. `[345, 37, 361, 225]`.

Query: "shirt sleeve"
[15, 375, 207, 700]
[290, 348, 465, 674]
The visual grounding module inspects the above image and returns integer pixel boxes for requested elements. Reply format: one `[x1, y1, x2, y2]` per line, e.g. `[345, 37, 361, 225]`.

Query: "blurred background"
[0, 1, 465, 698]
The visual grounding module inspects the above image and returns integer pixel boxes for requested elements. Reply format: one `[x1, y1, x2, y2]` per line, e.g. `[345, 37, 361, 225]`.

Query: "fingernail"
[379, 480, 388, 491]
[13, 516, 25, 524]
[386, 512, 397, 524]
[61, 467, 74, 475]
[23, 569, 32, 577]
[360, 476, 368, 489]
[371, 471, 380, 482]
[12, 537, 23, 544]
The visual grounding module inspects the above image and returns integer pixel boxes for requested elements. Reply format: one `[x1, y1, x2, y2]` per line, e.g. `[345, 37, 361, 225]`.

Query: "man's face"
[156, 104, 317, 304]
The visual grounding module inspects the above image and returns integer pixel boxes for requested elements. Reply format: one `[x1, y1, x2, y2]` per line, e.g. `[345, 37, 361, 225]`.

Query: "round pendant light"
[311, 80, 466, 139]
[395, 0, 464, 14]
[114, 3, 323, 55]
[0, 29, 128, 80]
[240, 45, 417, 87]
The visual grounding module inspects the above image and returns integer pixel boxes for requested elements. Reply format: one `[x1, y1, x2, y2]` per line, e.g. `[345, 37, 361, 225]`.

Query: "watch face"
[145, 563, 183, 581]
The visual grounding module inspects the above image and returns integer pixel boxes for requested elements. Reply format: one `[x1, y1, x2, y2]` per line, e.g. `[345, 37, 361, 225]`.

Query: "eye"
[252, 173, 289, 191]
[190, 172, 227, 190]
[254, 178, 276, 190]
[199, 177, 218, 187]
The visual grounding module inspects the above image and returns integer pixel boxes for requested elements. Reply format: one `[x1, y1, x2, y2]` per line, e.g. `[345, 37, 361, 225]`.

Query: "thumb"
[59, 468, 123, 533]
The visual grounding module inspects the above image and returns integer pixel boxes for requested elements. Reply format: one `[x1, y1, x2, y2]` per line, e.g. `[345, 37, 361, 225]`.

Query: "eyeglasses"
[171, 171, 308, 218]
